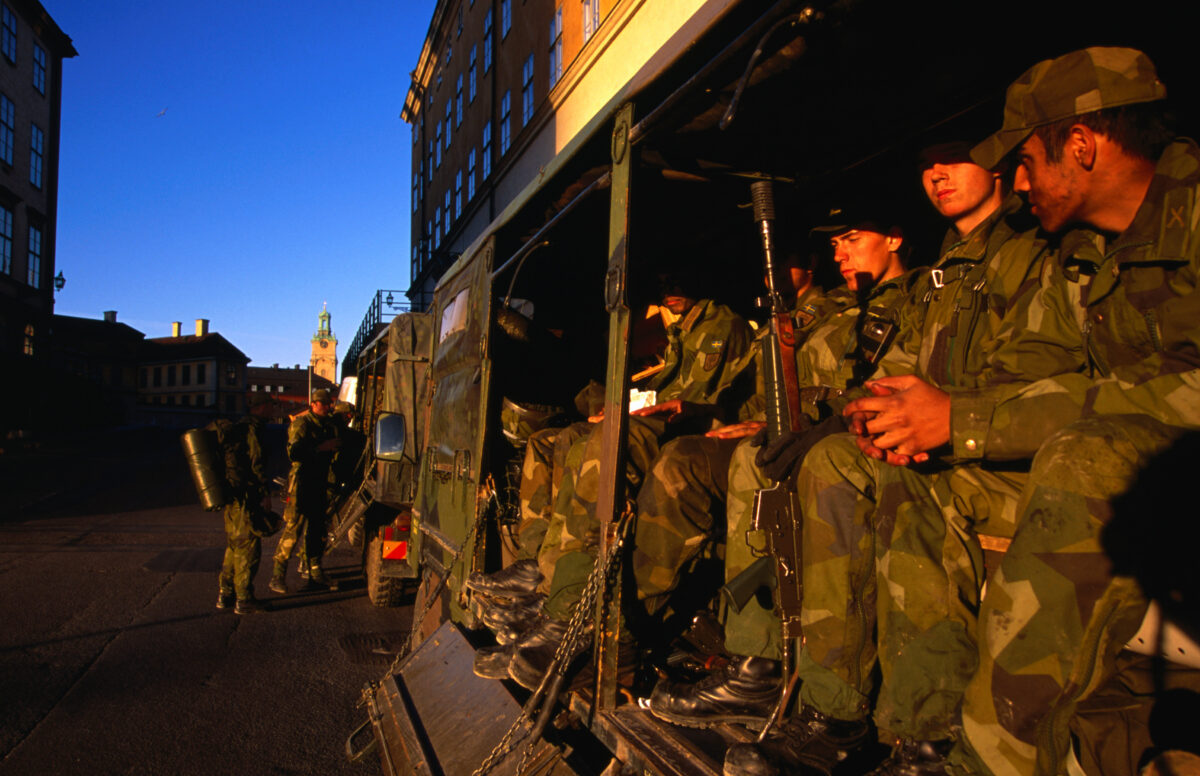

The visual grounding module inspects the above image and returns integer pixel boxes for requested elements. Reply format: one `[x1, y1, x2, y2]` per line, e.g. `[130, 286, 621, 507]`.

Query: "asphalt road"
[0, 427, 408, 776]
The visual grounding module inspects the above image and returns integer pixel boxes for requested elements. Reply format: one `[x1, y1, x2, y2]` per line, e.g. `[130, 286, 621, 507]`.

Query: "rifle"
[746, 180, 805, 739]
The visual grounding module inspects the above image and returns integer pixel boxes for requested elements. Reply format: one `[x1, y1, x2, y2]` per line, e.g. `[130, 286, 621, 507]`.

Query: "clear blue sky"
[47, 0, 432, 373]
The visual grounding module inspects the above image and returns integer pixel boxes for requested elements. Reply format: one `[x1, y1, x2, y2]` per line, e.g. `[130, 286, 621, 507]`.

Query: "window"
[434, 208, 442, 248]
[501, 0, 511, 37]
[457, 6, 464, 37]
[0, 204, 10, 276]
[225, 366, 237, 386]
[30, 124, 43, 188]
[469, 45, 477, 102]
[1, 94, 13, 166]
[428, 140, 435, 180]
[444, 101, 452, 149]
[483, 10, 493, 72]
[251, 384, 259, 392]
[1, 5, 15, 63]
[444, 42, 452, 65]
[181, 395, 191, 406]
[435, 122, 442, 167]
[444, 191, 451, 235]
[167, 365, 176, 387]
[455, 75, 463, 126]
[225, 395, 236, 412]
[26, 224, 40, 287]
[153, 367, 163, 387]
[482, 123, 492, 178]
[139, 368, 147, 388]
[412, 170, 420, 213]
[454, 170, 462, 219]
[467, 148, 476, 200]
[549, 8, 563, 88]
[412, 122, 418, 146]
[33, 44, 46, 95]
[22, 324, 33, 356]
[583, 0, 600, 42]
[499, 91, 511, 155]
[197, 363, 206, 383]
[522, 54, 534, 126]
[412, 244, 419, 278]
[182, 364, 191, 385]
[276, 385, 284, 393]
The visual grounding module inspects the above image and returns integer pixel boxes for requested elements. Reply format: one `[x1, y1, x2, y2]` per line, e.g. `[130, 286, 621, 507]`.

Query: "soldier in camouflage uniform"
[215, 415, 269, 614]
[270, 388, 341, 593]
[721, 139, 1088, 775]
[947, 48, 1199, 776]
[645, 206, 911, 727]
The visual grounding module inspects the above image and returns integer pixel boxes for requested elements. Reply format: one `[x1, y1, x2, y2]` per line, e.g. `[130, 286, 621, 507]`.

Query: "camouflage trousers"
[274, 481, 327, 568]
[796, 432, 1026, 739]
[517, 422, 592, 562]
[955, 415, 1177, 776]
[219, 499, 262, 600]
[629, 434, 739, 620]
[541, 415, 675, 620]
[722, 436, 785, 660]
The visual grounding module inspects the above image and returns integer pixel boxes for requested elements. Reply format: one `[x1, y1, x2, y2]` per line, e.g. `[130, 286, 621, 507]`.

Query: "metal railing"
[341, 290, 411, 377]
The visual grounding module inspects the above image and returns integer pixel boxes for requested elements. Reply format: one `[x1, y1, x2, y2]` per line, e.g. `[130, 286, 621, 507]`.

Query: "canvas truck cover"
[380, 311, 433, 507]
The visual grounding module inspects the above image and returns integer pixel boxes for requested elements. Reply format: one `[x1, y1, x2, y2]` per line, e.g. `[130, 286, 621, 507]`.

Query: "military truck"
[344, 1, 1200, 773]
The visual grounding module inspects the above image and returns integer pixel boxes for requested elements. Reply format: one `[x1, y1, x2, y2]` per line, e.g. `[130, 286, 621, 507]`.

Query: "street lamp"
[53, 271, 65, 292]
[385, 292, 395, 307]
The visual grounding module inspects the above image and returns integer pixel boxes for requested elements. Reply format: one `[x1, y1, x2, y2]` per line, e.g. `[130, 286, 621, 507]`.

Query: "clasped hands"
[842, 374, 950, 466]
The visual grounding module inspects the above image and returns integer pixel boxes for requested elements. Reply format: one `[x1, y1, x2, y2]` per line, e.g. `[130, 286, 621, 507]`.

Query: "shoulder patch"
[1158, 185, 1194, 260]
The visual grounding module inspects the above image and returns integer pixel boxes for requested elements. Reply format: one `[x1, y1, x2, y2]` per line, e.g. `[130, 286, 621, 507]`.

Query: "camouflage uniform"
[956, 140, 1200, 776]
[720, 277, 911, 660]
[541, 299, 755, 620]
[517, 421, 591, 562]
[216, 417, 269, 602]
[274, 411, 339, 569]
[793, 193, 1085, 741]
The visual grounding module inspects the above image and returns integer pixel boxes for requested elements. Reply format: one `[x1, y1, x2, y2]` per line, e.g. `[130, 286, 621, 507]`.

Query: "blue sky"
[47, 0, 431, 372]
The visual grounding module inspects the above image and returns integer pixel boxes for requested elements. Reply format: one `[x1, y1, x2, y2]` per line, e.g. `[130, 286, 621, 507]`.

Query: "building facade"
[247, 364, 335, 425]
[0, 0, 73, 373]
[49, 310, 143, 426]
[310, 304, 338, 383]
[137, 319, 250, 423]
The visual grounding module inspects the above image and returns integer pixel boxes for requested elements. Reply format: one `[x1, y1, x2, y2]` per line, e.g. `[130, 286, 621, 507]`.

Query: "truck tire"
[365, 533, 406, 607]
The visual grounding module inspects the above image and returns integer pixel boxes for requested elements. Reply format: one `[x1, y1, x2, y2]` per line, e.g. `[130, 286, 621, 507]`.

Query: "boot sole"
[648, 706, 769, 732]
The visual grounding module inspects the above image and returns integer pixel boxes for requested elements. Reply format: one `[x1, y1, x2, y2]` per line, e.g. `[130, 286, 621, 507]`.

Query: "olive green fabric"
[957, 140, 1200, 776]
[274, 411, 338, 567]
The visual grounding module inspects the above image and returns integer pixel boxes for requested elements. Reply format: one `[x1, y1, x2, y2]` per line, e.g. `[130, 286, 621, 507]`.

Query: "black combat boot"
[506, 617, 570, 690]
[648, 656, 781, 729]
[465, 559, 543, 597]
[865, 739, 952, 776]
[473, 614, 550, 679]
[722, 706, 871, 776]
[234, 597, 266, 615]
[478, 593, 546, 644]
[216, 589, 235, 609]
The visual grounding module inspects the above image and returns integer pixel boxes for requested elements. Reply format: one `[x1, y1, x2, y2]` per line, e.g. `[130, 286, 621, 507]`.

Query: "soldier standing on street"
[215, 415, 271, 615]
[270, 388, 341, 594]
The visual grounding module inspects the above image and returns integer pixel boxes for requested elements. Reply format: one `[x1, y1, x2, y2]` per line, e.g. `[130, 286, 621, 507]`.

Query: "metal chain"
[474, 506, 635, 776]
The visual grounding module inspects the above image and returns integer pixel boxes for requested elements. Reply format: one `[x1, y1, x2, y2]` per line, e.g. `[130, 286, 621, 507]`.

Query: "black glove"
[754, 415, 849, 483]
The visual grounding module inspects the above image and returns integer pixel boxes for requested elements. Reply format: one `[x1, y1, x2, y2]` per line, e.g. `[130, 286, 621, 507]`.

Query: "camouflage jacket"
[971, 139, 1200, 457]
[286, 411, 339, 487]
[649, 298, 754, 415]
[873, 192, 1085, 461]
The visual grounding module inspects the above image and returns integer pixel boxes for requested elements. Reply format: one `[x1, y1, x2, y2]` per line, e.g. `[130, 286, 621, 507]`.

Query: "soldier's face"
[1014, 134, 1084, 232]
[311, 399, 332, 416]
[921, 161, 1001, 224]
[830, 228, 901, 291]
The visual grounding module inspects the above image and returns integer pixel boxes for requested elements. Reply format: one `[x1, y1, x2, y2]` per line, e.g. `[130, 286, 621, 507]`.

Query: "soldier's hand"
[844, 375, 947, 461]
[706, 420, 766, 439]
[632, 399, 705, 423]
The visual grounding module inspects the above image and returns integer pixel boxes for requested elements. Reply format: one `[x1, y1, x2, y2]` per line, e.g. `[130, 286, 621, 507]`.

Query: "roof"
[10, 0, 78, 58]
[51, 315, 145, 343]
[141, 333, 249, 365]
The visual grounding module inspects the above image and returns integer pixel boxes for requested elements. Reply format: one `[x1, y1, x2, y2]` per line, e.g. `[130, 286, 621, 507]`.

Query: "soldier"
[270, 387, 341, 593]
[500, 273, 757, 689]
[949, 48, 1197, 775]
[720, 137, 1086, 776]
[646, 203, 912, 729]
[214, 415, 270, 615]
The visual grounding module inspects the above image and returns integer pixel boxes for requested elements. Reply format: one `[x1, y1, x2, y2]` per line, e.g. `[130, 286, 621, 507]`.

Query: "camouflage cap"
[972, 47, 1166, 170]
[310, 387, 333, 403]
[809, 200, 897, 237]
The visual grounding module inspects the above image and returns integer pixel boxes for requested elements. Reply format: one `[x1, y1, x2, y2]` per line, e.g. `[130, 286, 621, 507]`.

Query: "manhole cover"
[339, 631, 410, 664]
[143, 548, 224, 572]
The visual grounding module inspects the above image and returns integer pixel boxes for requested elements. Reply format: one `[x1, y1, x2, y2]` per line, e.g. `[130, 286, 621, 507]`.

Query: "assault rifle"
[746, 180, 805, 737]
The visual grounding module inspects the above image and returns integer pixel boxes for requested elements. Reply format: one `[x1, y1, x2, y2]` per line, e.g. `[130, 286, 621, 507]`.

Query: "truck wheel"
[365, 533, 406, 607]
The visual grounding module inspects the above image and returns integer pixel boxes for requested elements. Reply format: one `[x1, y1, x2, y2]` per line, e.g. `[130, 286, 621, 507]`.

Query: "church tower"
[310, 304, 338, 383]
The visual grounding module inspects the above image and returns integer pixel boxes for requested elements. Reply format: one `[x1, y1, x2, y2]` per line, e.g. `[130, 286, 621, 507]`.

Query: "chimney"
[103, 310, 117, 323]
[171, 321, 181, 337]
[195, 319, 209, 336]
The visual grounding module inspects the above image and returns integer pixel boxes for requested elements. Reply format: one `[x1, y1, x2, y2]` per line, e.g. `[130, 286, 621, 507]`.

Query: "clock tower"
[310, 304, 338, 383]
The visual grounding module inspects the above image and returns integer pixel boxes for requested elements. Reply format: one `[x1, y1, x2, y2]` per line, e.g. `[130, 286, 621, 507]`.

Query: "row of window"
[2, 5, 48, 95]
[1, 92, 45, 188]
[0, 203, 42, 287]
[249, 384, 289, 393]
[138, 394, 214, 407]
[140, 362, 209, 388]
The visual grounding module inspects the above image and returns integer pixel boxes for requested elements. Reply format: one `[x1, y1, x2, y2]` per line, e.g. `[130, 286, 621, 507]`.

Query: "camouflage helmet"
[972, 47, 1166, 170]
[500, 397, 567, 448]
[310, 387, 333, 403]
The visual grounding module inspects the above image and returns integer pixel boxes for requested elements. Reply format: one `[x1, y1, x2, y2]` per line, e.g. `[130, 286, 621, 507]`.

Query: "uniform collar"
[936, 191, 1026, 264]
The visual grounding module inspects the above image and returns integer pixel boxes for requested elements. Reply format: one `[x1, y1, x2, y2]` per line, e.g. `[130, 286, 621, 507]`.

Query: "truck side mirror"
[374, 412, 407, 461]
